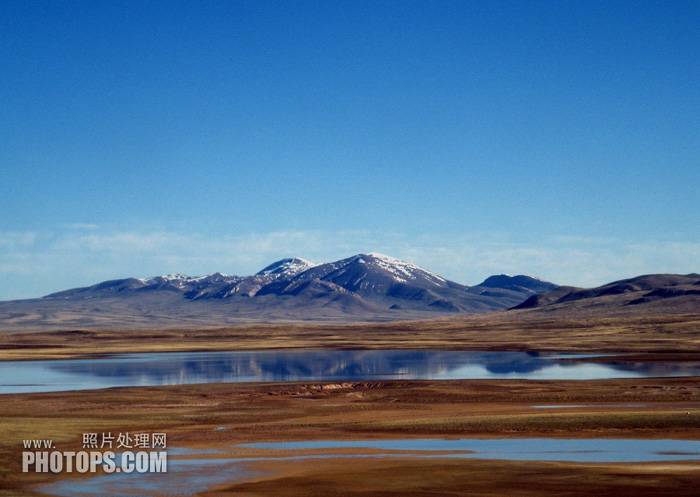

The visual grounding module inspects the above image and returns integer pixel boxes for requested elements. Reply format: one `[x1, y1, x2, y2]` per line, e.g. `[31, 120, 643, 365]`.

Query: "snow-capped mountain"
[186, 257, 315, 299]
[257, 257, 316, 277]
[141, 272, 239, 291]
[37, 253, 559, 322]
[268, 253, 448, 292]
[256, 253, 469, 309]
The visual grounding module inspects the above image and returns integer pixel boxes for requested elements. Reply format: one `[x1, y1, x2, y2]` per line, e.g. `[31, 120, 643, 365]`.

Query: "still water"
[242, 437, 700, 463]
[3, 349, 700, 394]
[42, 438, 700, 497]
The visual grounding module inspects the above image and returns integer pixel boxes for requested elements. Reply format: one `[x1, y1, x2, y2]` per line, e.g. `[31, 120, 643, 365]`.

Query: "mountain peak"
[348, 253, 447, 285]
[256, 257, 315, 277]
[364, 252, 398, 260]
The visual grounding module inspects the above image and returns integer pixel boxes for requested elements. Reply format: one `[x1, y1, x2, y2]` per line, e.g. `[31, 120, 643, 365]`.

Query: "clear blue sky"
[1, 0, 699, 299]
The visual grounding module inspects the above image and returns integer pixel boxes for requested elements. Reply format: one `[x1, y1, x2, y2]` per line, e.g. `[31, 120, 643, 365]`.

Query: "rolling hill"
[512, 273, 700, 314]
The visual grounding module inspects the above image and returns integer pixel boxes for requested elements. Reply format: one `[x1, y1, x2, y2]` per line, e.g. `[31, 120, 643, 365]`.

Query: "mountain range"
[0, 253, 696, 331]
[44, 253, 557, 312]
[0, 253, 557, 330]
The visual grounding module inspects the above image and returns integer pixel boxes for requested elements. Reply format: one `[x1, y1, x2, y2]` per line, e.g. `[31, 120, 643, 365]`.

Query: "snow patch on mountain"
[364, 253, 447, 285]
[256, 258, 316, 277]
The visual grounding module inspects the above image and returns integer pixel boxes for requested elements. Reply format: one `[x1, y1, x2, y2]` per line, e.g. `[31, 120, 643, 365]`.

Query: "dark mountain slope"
[511, 286, 581, 310]
[513, 273, 700, 314]
[475, 274, 558, 294]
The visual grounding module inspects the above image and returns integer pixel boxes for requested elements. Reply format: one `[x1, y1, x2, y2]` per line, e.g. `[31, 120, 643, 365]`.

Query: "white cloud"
[63, 223, 99, 230]
[0, 228, 698, 300]
[0, 231, 38, 248]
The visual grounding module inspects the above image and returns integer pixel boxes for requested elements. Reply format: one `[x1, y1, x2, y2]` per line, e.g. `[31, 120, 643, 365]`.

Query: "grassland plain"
[1, 310, 700, 361]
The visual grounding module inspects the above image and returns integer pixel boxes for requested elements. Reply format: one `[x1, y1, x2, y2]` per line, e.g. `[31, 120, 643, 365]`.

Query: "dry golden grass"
[1, 311, 700, 360]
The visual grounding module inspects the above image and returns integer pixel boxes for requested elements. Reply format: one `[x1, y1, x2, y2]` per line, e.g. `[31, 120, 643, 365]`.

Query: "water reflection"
[242, 437, 700, 463]
[43, 457, 254, 497]
[2, 349, 700, 394]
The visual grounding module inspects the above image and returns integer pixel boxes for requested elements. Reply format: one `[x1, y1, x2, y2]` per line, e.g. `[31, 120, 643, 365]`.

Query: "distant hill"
[0, 253, 557, 330]
[473, 274, 558, 294]
[512, 273, 700, 313]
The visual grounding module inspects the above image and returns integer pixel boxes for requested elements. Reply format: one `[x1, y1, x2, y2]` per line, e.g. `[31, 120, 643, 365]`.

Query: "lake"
[2, 349, 700, 394]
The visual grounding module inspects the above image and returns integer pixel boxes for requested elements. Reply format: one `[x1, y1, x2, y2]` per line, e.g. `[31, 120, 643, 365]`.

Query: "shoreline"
[3, 314, 700, 495]
[3, 377, 700, 496]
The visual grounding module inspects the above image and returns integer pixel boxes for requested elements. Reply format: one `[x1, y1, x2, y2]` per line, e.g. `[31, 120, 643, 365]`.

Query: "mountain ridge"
[0, 253, 558, 330]
[42, 253, 554, 313]
[0, 258, 697, 331]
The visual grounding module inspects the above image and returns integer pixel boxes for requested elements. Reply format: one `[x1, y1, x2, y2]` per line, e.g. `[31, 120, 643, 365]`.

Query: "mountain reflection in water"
[2, 349, 700, 394]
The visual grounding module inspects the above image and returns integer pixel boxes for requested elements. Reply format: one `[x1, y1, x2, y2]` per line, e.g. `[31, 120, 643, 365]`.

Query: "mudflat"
[219, 458, 700, 497]
[2, 378, 700, 496]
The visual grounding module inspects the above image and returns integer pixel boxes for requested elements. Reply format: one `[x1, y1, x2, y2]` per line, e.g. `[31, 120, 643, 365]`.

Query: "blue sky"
[1, 0, 698, 299]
